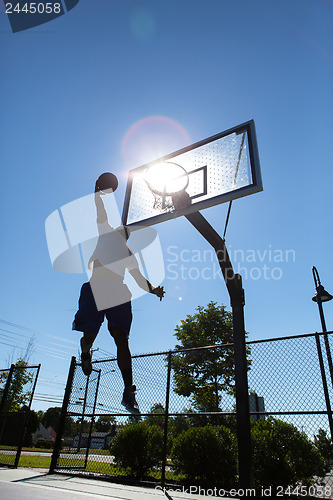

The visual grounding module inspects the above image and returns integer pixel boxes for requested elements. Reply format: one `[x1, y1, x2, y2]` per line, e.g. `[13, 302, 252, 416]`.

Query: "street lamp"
[312, 266, 333, 388]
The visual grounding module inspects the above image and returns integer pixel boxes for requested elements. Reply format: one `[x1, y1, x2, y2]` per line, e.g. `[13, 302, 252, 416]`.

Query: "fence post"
[315, 333, 333, 440]
[49, 356, 76, 474]
[161, 351, 172, 488]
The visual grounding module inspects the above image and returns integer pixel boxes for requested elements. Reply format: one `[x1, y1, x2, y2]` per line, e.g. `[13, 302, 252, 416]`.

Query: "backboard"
[122, 120, 262, 229]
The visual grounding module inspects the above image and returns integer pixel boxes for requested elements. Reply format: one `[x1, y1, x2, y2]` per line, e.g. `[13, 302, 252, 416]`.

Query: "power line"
[0, 328, 77, 358]
[35, 343, 73, 355]
[0, 341, 71, 361]
[0, 318, 77, 346]
[0, 339, 30, 350]
[33, 397, 64, 404]
[38, 377, 66, 386]
[0, 327, 33, 340]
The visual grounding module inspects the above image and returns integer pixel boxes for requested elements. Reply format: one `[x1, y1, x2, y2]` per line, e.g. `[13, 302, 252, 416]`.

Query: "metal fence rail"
[50, 332, 333, 495]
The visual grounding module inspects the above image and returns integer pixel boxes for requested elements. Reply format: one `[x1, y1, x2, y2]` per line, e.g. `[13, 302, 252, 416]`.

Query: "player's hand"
[153, 286, 165, 301]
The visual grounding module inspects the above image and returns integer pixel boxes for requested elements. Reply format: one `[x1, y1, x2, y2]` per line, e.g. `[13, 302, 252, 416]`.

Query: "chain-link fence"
[0, 363, 41, 467]
[50, 332, 333, 497]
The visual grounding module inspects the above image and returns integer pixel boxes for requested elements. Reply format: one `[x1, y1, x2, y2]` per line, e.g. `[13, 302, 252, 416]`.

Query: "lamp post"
[312, 266, 333, 389]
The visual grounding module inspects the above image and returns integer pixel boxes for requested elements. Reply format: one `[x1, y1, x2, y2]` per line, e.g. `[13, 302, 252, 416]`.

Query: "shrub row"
[34, 438, 54, 449]
[110, 418, 326, 491]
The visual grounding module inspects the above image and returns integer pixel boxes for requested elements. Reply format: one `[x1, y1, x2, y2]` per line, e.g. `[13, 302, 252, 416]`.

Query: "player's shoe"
[81, 351, 92, 376]
[121, 385, 140, 414]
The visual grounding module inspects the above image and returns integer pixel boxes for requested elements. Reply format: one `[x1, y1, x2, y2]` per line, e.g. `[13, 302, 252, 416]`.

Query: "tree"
[127, 413, 142, 425]
[22, 407, 41, 447]
[36, 410, 44, 422]
[314, 428, 333, 469]
[95, 415, 116, 432]
[171, 301, 250, 413]
[169, 412, 192, 439]
[42, 407, 62, 430]
[145, 403, 165, 428]
[0, 359, 34, 411]
[42, 406, 78, 436]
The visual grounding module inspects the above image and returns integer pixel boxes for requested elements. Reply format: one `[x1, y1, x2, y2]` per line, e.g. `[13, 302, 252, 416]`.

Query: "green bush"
[314, 428, 333, 471]
[109, 422, 163, 478]
[252, 418, 326, 491]
[35, 438, 53, 449]
[171, 425, 237, 488]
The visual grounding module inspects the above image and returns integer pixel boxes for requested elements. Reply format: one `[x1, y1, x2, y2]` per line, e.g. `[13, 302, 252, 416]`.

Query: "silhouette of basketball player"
[73, 173, 165, 413]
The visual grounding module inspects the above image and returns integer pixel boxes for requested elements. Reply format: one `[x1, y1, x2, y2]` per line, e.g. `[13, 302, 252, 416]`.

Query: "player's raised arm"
[94, 190, 108, 225]
[94, 173, 119, 226]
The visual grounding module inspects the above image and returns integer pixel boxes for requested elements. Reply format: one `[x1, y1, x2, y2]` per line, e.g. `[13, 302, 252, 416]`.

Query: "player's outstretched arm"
[129, 269, 165, 301]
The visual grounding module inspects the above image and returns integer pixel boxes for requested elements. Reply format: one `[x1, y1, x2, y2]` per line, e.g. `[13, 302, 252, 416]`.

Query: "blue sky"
[1, 0, 333, 412]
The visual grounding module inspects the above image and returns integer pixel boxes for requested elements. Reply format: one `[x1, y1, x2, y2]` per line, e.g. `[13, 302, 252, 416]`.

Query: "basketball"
[95, 172, 118, 193]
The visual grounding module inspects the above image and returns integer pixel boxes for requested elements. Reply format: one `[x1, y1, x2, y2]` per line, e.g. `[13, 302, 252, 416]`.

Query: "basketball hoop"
[144, 161, 191, 212]
[144, 161, 189, 196]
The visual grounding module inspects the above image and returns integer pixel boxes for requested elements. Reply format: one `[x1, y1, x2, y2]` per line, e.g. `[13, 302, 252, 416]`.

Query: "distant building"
[32, 423, 56, 443]
[72, 429, 118, 450]
[47, 426, 57, 441]
[249, 393, 266, 420]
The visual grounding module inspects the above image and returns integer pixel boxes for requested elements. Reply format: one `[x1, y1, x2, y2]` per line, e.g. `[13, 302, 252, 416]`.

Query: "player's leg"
[106, 301, 139, 413]
[109, 326, 140, 414]
[81, 332, 98, 354]
[109, 327, 133, 386]
[72, 282, 103, 376]
[80, 332, 98, 376]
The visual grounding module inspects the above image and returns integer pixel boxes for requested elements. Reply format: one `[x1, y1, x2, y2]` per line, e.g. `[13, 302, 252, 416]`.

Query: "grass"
[19, 455, 51, 468]
[1, 446, 111, 455]
[0, 452, 137, 476]
[0, 453, 115, 473]
[0, 453, 51, 469]
[0, 451, 178, 484]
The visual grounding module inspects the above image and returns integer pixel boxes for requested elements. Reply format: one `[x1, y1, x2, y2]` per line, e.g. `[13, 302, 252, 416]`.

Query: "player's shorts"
[72, 282, 132, 338]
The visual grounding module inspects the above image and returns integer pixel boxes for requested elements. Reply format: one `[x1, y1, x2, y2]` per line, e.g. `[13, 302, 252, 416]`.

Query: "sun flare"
[144, 162, 189, 195]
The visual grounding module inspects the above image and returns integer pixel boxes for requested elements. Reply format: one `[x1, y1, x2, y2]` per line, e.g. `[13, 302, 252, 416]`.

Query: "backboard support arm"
[185, 211, 252, 490]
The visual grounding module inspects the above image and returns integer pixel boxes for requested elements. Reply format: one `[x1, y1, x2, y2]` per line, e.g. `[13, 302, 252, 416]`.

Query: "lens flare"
[144, 162, 189, 195]
[121, 115, 191, 168]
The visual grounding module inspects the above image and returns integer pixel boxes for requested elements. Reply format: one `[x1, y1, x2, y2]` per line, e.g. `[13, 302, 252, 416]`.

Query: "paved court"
[0, 467, 220, 500]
